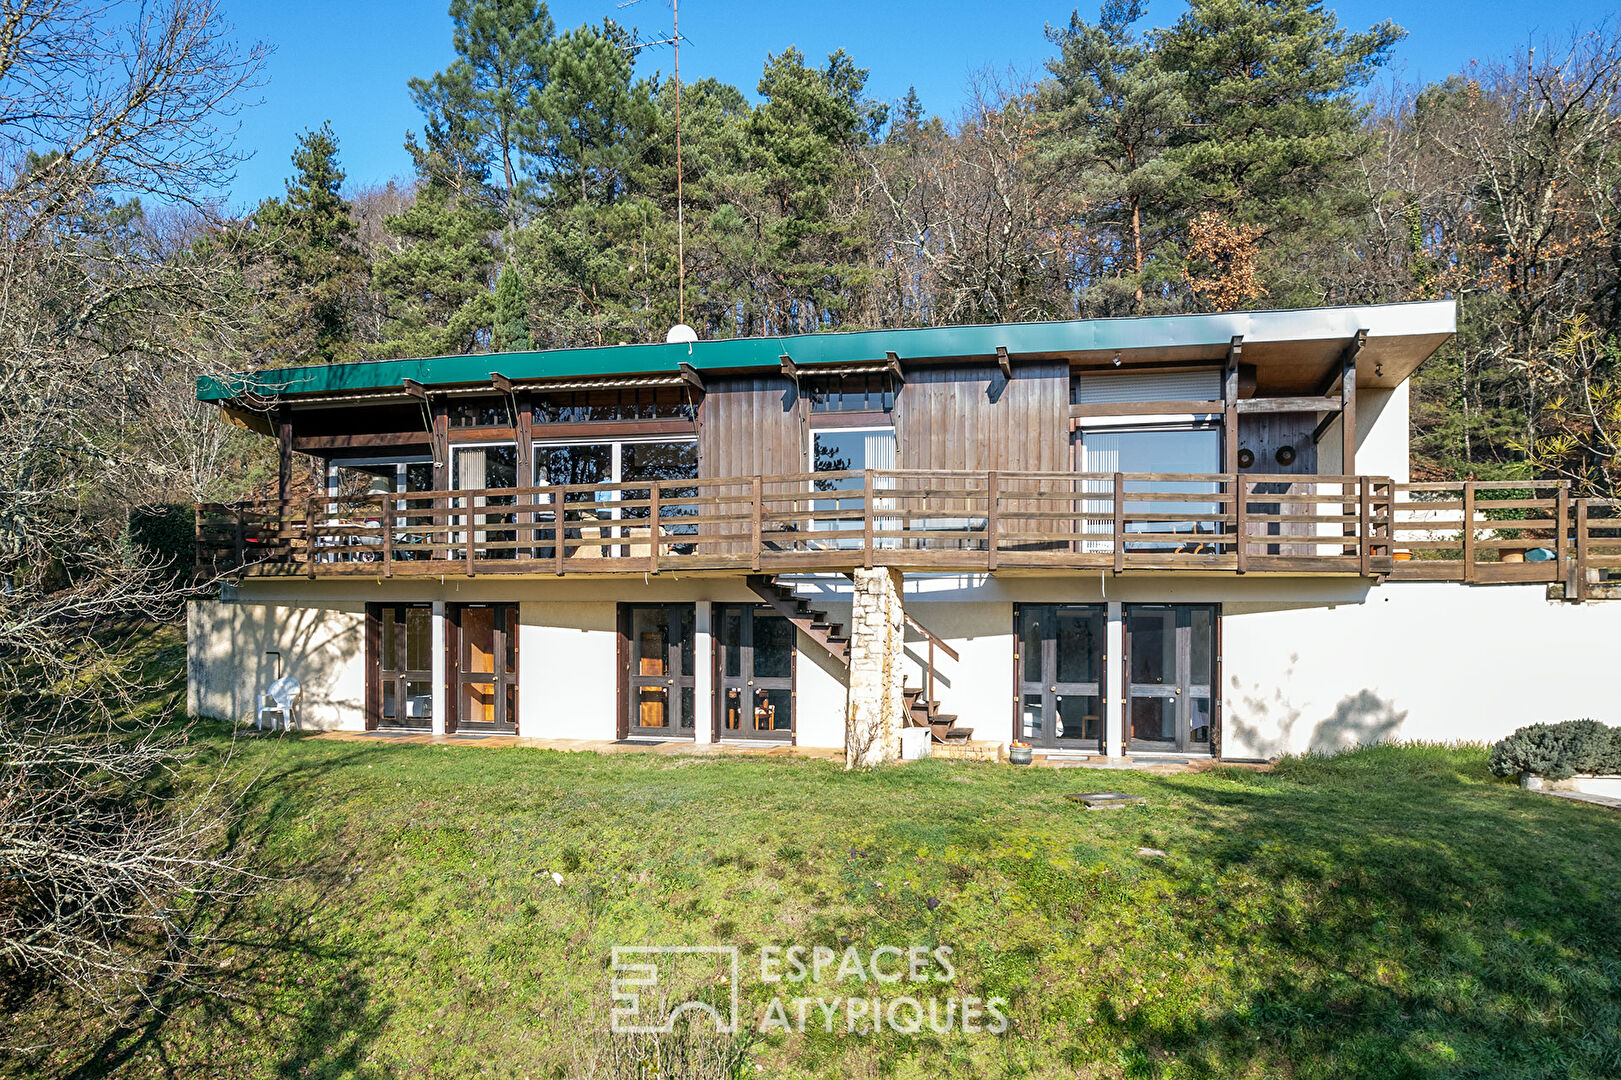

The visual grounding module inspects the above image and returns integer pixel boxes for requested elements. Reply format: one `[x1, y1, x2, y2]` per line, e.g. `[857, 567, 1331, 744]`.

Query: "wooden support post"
[431, 400, 449, 559]
[381, 492, 393, 577]
[276, 405, 293, 503]
[751, 475, 763, 572]
[553, 485, 565, 576]
[1112, 472, 1125, 573]
[464, 498, 476, 576]
[306, 496, 319, 578]
[1223, 336, 1240, 474]
[862, 468, 875, 569]
[1234, 475, 1248, 574]
[985, 470, 1000, 571]
[515, 391, 533, 558]
[1462, 481, 1476, 583]
[1575, 499, 1589, 602]
[648, 481, 660, 573]
[1555, 482, 1570, 587]
[1358, 477, 1371, 576]
[194, 505, 205, 578]
[233, 504, 245, 566]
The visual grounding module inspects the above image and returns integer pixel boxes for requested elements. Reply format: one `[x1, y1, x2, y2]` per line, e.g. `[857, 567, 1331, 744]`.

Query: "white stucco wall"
[188, 597, 366, 730]
[519, 600, 619, 740]
[189, 566, 1621, 759]
[1222, 581, 1621, 758]
[1318, 381, 1410, 482]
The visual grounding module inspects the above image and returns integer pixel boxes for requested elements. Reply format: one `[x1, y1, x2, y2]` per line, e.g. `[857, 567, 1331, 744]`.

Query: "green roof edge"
[197, 300, 1457, 402]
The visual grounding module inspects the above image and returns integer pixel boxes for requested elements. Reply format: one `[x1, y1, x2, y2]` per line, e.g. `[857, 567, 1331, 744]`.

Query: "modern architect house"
[188, 300, 1621, 763]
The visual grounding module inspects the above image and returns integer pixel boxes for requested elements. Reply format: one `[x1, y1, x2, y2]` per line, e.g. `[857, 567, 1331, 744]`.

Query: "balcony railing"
[194, 471, 1621, 589]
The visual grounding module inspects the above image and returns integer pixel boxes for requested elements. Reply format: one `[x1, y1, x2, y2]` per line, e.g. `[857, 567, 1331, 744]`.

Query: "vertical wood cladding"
[894, 362, 1069, 472]
[697, 376, 807, 481]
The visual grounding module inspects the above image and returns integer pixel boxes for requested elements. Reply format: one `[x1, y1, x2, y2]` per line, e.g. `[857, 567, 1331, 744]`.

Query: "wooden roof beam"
[779, 354, 798, 384]
[678, 361, 704, 393]
[996, 345, 1012, 380]
[1312, 328, 1368, 398]
[885, 351, 904, 383]
[401, 377, 429, 401]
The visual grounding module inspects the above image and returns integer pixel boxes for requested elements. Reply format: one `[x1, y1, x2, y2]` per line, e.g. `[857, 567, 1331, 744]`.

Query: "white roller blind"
[1074, 370, 1221, 405]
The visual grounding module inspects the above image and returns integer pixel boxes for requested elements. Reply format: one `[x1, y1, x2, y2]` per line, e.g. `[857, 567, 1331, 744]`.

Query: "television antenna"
[616, 0, 687, 326]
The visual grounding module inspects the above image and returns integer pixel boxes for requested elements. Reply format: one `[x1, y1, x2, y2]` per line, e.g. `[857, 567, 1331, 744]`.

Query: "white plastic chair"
[257, 675, 302, 731]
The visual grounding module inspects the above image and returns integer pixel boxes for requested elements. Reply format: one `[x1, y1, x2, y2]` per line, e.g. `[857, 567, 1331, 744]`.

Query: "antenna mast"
[615, 0, 685, 325]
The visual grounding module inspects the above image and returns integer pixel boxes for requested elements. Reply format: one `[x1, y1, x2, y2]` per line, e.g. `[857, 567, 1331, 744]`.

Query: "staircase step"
[940, 727, 973, 742]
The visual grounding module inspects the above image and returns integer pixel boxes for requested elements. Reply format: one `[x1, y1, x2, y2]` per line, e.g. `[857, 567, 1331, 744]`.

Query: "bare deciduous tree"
[0, 0, 267, 1008]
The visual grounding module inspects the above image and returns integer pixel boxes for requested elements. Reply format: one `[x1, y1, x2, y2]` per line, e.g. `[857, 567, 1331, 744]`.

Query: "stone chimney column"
[845, 567, 906, 768]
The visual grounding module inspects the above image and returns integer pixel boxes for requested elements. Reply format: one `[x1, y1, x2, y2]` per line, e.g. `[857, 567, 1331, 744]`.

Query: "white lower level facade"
[188, 571, 1621, 760]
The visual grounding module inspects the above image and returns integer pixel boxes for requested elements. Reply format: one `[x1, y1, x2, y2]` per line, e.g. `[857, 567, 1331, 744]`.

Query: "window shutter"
[1074, 371, 1221, 405]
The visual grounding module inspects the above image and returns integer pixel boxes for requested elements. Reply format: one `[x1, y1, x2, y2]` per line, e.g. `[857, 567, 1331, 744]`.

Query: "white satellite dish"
[665, 323, 698, 344]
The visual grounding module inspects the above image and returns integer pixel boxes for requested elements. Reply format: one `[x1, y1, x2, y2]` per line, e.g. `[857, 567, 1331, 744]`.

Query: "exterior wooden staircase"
[745, 575, 850, 666]
[745, 575, 973, 744]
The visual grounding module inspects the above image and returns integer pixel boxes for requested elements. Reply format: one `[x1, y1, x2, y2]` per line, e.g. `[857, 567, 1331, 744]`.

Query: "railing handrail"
[193, 471, 1610, 593]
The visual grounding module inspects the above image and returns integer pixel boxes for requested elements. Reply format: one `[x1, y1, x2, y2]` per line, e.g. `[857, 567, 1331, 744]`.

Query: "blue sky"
[218, 0, 1615, 211]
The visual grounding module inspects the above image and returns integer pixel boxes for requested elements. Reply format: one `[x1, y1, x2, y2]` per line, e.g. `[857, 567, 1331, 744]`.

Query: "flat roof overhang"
[200, 299, 1456, 407]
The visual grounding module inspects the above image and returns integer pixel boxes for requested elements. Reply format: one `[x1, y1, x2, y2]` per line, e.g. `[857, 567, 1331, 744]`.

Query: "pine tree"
[531, 20, 657, 206]
[245, 123, 368, 365]
[409, 0, 555, 226]
[493, 262, 532, 350]
[747, 48, 886, 332]
[373, 82, 502, 357]
[1151, 0, 1404, 303]
[1042, 1, 1185, 313]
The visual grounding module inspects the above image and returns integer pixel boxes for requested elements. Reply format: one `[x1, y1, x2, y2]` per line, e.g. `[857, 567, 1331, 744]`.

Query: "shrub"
[1488, 719, 1621, 779]
[122, 503, 193, 582]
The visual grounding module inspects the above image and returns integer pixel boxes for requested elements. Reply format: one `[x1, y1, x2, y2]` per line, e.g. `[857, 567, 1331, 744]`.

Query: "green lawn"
[7, 632, 1621, 1078]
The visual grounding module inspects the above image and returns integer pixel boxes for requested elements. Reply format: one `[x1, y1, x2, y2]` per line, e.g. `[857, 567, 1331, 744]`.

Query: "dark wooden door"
[715, 605, 795, 741]
[1123, 604, 1215, 753]
[1014, 604, 1105, 750]
[449, 603, 518, 733]
[367, 603, 435, 730]
[621, 604, 696, 738]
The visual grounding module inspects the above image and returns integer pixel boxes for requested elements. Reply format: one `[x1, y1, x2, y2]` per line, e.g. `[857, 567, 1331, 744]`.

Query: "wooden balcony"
[195, 472, 1621, 590]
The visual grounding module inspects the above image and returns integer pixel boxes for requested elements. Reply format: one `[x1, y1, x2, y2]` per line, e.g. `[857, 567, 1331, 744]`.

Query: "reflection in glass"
[753, 615, 793, 679]
[1056, 609, 1102, 684]
[1127, 609, 1174, 684]
[1056, 695, 1102, 742]
[1022, 693, 1044, 740]
[1131, 697, 1177, 743]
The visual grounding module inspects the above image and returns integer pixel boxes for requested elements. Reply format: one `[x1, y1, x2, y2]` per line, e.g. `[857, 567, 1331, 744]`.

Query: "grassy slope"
[7, 630, 1621, 1079]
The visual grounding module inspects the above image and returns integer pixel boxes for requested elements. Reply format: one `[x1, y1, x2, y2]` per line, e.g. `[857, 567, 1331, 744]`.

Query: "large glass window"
[806, 373, 895, 414]
[811, 427, 896, 546]
[533, 386, 697, 424]
[1080, 427, 1221, 548]
[534, 438, 697, 559]
[326, 458, 432, 563]
[453, 445, 518, 559]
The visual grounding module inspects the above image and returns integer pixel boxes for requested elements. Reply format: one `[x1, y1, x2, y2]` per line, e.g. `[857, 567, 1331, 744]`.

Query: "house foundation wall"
[188, 574, 1621, 756]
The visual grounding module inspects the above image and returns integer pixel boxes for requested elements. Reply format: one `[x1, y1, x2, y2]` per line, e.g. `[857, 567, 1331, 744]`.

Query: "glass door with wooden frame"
[369, 604, 434, 730]
[1124, 604, 1215, 753]
[622, 604, 695, 738]
[451, 603, 518, 733]
[1014, 604, 1105, 751]
[716, 605, 794, 741]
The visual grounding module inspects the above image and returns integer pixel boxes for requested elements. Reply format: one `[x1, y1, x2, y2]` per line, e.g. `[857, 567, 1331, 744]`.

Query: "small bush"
[1488, 719, 1621, 779]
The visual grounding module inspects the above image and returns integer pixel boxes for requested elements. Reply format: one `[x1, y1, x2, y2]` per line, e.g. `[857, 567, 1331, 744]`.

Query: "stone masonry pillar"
[845, 567, 906, 768]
